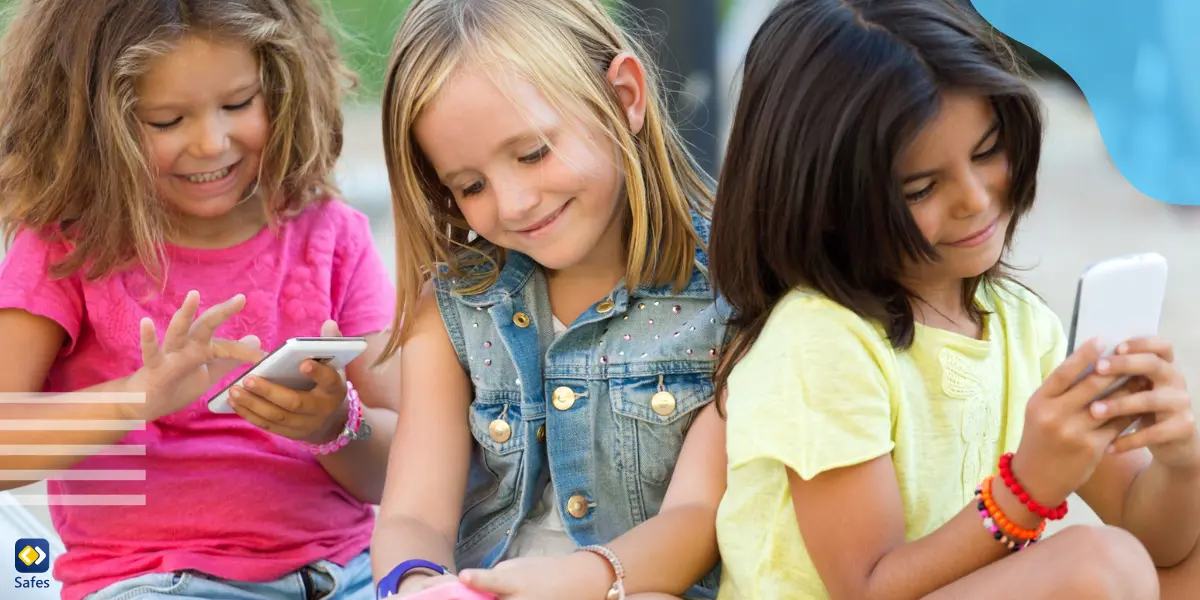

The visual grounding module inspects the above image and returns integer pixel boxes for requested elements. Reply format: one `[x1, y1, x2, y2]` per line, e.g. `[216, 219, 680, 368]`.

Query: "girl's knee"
[1055, 525, 1158, 599]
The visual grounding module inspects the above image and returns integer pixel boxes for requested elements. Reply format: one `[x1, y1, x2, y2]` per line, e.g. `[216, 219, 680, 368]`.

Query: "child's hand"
[227, 320, 352, 443]
[457, 552, 615, 600]
[1088, 337, 1197, 469]
[393, 573, 463, 597]
[1010, 338, 1142, 506]
[127, 291, 263, 421]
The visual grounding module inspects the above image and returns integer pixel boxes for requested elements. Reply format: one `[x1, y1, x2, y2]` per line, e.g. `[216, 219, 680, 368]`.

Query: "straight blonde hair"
[0, 0, 354, 281]
[380, 0, 714, 360]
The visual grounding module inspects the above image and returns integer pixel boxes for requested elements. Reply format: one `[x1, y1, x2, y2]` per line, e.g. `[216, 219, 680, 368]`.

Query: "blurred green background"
[324, 1, 410, 100]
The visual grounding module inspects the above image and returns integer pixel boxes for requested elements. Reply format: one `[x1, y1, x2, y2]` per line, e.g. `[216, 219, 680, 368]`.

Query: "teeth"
[185, 165, 231, 183]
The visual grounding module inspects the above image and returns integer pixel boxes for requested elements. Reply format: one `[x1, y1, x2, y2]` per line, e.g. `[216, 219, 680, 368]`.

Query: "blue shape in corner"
[972, 0, 1200, 206]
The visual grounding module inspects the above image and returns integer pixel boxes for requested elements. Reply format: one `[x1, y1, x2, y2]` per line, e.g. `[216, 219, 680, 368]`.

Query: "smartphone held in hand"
[206, 336, 368, 413]
[1066, 252, 1168, 403]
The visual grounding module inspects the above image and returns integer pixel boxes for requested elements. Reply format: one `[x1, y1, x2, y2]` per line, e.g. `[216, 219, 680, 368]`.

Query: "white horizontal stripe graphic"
[0, 445, 146, 456]
[0, 420, 145, 431]
[0, 470, 145, 481]
[0, 494, 146, 506]
[0, 392, 145, 404]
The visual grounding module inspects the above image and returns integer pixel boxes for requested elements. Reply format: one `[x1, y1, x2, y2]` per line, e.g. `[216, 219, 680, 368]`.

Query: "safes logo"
[14, 538, 49, 574]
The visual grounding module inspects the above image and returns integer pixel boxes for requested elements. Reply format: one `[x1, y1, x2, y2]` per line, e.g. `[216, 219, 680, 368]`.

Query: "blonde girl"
[370, 0, 726, 598]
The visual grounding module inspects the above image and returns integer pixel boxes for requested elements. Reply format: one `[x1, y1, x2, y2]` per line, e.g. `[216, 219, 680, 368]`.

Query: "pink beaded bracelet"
[303, 380, 369, 455]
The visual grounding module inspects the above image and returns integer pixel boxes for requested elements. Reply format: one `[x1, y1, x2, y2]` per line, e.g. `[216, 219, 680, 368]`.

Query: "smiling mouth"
[516, 201, 569, 234]
[180, 162, 236, 184]
[946, 217, 999, 247]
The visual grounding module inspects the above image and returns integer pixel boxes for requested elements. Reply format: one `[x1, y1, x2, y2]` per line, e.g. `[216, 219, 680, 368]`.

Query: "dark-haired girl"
[709, 0, 1200, 598]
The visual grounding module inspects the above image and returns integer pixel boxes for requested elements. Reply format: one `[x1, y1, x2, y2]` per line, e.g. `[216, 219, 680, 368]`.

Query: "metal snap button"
[552, 386, 577, 411]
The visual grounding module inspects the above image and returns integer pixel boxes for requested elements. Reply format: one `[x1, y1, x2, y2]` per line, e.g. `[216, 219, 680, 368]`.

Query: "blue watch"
[376, 559, 449, 599]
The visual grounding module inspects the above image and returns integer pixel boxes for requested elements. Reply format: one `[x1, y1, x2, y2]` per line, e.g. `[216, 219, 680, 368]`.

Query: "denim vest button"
[596, 300, 615, 314]
[552, 386, 577, 411]
[513, 312, 531, 327]
[566, 494, 590, 518]
[488, 418, 512, 443]
[651, 390, 677, 416]
[536, 424, 547, 443]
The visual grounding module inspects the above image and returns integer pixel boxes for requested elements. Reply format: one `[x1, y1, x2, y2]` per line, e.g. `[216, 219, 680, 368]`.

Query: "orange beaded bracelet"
[979, 475, 1045, 541]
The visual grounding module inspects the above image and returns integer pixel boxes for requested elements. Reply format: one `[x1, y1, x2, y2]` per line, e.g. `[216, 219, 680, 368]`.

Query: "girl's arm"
[1081, 455, 1200, 566]
[0, 295, 255, 489]
[370, 283, 474, 591]
[312, 330, 401, 504]
[0, 309, 136, 488]
[789, 454, 1046, 600]
[575, 401, 727, 595]
[782, 334, 1131, 600]
[457, 400, 727, 598]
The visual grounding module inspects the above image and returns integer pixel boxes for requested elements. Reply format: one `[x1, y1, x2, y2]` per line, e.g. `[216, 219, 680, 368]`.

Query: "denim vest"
[433, 216, 725, 596]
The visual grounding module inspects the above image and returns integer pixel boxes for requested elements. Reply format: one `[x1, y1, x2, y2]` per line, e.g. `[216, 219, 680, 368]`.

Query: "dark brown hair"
[0, 0, 354, 281]
[710, 0, 1043, 401]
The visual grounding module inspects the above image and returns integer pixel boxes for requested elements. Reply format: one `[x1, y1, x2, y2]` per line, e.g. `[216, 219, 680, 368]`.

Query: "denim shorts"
[82, 551, 372, 600]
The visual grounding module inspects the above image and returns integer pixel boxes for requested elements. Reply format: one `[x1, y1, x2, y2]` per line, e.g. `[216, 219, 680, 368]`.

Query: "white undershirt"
[505, 317, 577, 557]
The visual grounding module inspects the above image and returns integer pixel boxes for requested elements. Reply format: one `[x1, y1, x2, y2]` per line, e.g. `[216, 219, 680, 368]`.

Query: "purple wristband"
[376, 559, 449, 598]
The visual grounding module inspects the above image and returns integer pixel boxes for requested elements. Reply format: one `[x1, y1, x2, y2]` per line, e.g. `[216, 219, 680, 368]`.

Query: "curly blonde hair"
[0, 0, 355, 280]
[379, 0, 714, 360]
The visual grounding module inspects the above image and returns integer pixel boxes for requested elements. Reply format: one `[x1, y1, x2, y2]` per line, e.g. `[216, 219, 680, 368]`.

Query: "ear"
[605, 52, 647, 136]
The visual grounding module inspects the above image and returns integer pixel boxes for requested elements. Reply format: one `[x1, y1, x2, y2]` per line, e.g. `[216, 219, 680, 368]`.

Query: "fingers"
[238, 335, 263, 353]
[228, 387, 305, 436]
[207, 339, 265, 382]
[321, 319, 341, 338]
[1094, 414, 1140, 443]
[211, 338, 266, 365]
[162, 290, 201, 351]
[457, 569, 517, 596]
[139, 317, 162, 369]
[1110, 411, 1197, 454]
[302, 359, 345, 397]
[1096, 351, 1185, 390]
[1045, 338, 1106, 397]
[1117, 336, 1175, 364]
[1091, 388, 1192, 421]
[241, 377, 306, 413]
[189, 294, 247, 342]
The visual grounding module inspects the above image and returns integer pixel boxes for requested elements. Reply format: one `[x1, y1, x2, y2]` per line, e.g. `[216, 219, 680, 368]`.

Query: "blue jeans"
[83, 552, 372, 600]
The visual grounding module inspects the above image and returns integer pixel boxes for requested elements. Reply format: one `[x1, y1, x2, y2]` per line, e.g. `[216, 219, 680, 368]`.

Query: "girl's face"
[413, 57, 646, 274]
[897, 91, 1012, 285]
[134, 35, 268, 224]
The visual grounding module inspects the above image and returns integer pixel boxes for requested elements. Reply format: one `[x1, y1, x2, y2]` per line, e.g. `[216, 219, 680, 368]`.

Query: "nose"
[190, 115, 230, 158]
[954, 168, 992, 218]
[492, 174, 540, 225]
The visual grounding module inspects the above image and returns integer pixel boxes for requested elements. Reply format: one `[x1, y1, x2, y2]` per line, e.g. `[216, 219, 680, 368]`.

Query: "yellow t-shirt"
[715, 282, 1067, 600]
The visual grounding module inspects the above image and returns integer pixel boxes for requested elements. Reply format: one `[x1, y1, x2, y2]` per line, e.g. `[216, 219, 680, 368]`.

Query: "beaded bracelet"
[976, 476, 1042, 553]
[980, 475, 1045, 541]
[581, 545, 627, 600]
[999, 452, 1069, 520]
[302, 380, 366, 455]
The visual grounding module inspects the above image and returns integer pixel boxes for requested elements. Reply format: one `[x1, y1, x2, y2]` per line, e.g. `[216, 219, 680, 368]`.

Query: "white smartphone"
[207, 337, 369, 414]
[1065, 252, 1169, 403]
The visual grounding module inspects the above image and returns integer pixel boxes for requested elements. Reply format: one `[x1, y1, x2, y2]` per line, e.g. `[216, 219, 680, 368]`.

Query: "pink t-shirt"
[0, 199, 395, 600]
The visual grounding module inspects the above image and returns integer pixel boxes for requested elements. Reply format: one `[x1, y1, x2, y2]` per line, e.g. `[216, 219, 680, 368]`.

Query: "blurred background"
[0, 0, 1196, 586]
